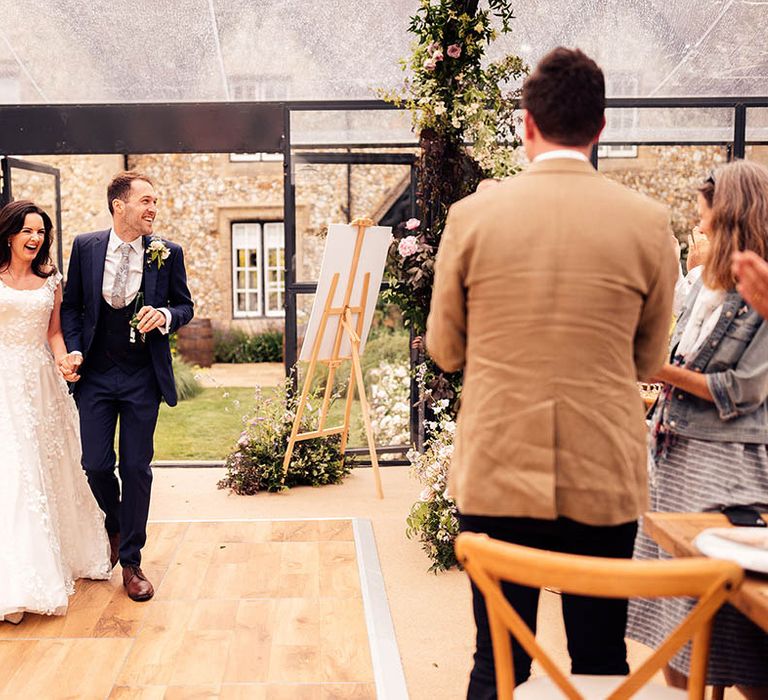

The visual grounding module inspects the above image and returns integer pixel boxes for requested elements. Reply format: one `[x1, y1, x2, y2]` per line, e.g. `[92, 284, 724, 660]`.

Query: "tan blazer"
[426, 158, 678, 525]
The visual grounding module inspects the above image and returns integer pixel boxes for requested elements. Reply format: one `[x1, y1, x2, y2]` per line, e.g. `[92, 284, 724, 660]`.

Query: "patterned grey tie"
[110, 242, 132, 309]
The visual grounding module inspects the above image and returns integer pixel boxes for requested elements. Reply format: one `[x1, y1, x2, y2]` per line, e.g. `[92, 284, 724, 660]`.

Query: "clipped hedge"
[214, 328, 283, 363]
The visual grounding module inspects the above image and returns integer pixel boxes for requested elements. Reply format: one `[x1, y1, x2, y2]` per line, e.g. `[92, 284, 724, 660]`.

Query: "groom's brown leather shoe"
[108, 533, 120, 569]
[122, 566, 154, 602]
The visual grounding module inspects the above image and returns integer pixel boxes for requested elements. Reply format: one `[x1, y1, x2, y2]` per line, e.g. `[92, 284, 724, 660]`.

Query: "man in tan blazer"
[426, 47, 678, 697]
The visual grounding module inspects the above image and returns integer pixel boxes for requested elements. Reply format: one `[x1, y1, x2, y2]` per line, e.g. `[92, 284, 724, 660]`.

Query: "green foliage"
[405, 403, 459, 571]
[379, 0, 528, 177]
[309, 326, 410, 395]
[171, 356, 202, 401]
[214, 328, 283, 363]
[379, 0, 527, 422]
[361, 327, 410, 378]
[217, 379, 351, 495]
[155, 387, 254, 460]
[406, 500, 460, 573]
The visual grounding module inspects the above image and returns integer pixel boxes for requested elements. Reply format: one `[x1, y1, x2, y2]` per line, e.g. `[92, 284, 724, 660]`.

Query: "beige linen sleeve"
[425, 207, 468, 373]
[634, 214, 679, 381]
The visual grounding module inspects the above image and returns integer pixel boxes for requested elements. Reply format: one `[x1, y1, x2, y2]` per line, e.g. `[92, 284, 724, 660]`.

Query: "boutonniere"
[146, 238, 171, 269]
[737, 304, 749, 317]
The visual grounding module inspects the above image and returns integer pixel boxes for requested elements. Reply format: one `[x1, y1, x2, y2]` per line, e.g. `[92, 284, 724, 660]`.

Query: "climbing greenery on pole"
[380, 0, 528, 570]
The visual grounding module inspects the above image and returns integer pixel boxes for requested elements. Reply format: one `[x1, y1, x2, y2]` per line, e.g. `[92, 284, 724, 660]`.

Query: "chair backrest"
[455, 532, 744, 700]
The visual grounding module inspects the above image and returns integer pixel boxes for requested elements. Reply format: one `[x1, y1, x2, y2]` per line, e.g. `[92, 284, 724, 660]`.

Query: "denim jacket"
[663, 278, 768, 443]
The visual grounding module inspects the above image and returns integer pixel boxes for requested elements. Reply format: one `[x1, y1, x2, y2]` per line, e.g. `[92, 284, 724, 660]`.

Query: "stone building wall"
[10, 145, 768, 336]
[8, 155, 121, 272]
[600, 145, 729, 242]
[9, 152, 408, 332]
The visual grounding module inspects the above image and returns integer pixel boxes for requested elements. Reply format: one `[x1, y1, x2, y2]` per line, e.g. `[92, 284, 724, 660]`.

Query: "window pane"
[249, 251, 259, 268]
[237, 293, 246, 312]
[268, 292, 279, 311]
[236, 270, 245, 288]
[237, 250, 245, 267]
[248, 270, 259, 288]
[249, 292, 259, 312]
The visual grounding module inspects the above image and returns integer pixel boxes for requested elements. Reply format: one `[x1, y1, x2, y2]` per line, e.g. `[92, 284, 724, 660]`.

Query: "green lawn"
[153, 386, 365, 461]
[154, 387, 257, 460]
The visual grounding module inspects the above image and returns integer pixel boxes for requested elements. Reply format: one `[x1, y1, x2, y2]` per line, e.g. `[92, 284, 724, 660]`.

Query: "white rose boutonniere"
[147, 238, 171, 269]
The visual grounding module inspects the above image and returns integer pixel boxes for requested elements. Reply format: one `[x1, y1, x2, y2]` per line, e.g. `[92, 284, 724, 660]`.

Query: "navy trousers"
[75, 364, 160, 567]
[458, 513, 638, 700]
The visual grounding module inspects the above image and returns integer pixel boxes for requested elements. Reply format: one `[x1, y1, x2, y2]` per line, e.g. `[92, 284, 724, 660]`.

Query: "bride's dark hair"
[0, 200, 55, 278]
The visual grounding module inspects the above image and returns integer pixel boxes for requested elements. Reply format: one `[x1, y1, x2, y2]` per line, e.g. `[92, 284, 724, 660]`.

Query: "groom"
[61, 171, 194, 601]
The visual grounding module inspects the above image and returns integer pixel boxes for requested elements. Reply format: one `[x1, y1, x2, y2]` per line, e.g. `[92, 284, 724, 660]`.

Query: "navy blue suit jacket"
[61, 230, 194, 406]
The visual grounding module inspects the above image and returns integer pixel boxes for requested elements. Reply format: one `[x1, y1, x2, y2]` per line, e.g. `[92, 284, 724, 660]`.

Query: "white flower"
[433, 102, 447, 116]
[147, 238, 171, 268]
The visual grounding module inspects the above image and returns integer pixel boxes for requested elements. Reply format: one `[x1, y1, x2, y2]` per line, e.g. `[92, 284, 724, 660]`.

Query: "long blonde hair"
[703, 160, 768, 290]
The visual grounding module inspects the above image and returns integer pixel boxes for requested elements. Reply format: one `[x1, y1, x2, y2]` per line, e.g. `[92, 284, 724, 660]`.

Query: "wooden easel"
[281, 218, 384, 498]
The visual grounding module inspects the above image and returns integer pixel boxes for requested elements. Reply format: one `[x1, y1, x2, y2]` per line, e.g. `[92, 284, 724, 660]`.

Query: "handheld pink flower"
[398, 235, 419, 257]
[405, 217, 421, 230]
[447, 44, 462, 58]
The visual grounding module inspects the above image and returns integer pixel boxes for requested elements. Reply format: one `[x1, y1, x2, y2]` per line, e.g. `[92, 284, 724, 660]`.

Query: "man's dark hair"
[521, 47, 605, 147]
[107, 170, 154, 215]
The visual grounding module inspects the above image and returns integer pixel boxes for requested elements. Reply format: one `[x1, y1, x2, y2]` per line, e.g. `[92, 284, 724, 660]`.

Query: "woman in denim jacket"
[627, 161, 768, 698]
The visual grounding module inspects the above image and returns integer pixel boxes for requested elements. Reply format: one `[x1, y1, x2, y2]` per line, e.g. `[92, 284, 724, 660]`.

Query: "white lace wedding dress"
[0, 272, 111, 618]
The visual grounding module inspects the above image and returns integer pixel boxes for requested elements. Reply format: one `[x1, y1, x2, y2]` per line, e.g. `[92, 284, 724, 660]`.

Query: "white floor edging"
[353, 518, 410, 700]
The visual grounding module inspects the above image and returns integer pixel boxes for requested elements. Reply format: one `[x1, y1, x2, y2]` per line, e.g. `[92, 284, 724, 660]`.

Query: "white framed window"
[228, 75, 286, 163]
[229, 152, 283, 162]
[597, 144, 638, 159]
[230, 75, 287, 101]
[606, 72, 640, 135]
[231, 222, 285, 318]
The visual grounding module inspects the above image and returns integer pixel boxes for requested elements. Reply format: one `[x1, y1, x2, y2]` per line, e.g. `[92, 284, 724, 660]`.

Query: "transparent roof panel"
[1, 0, 766, 106]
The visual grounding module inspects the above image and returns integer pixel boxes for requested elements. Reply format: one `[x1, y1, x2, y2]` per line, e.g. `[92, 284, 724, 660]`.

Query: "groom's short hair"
[108, 170, 155, 215]
[521, 47, 605, 147]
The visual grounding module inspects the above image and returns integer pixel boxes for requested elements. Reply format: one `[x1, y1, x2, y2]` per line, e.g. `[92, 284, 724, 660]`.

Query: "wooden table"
[644, 512, 768, 633]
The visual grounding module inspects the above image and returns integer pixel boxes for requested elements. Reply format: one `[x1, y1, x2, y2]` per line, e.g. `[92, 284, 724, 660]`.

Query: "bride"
[0, 200, 111, 624]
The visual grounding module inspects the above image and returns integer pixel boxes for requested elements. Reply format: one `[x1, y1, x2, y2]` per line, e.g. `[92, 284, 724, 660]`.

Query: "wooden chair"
[455, 533, 743, 700]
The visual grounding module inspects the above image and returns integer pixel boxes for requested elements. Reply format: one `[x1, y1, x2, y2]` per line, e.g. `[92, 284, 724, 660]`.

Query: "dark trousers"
[458, 513, 638, 700]
[75, 363, 160, 567]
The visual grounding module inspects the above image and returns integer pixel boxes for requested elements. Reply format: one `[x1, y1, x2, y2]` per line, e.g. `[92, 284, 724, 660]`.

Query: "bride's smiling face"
[9, 213, 47, 266]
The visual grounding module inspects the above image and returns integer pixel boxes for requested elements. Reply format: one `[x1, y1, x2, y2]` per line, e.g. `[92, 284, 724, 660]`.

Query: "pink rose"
[405, 218, 421, 230]
[423, 57, 438, 72]
[398, 236, 419, 257]
[433, 50, 444, 62]
[447, 44, 462, 58]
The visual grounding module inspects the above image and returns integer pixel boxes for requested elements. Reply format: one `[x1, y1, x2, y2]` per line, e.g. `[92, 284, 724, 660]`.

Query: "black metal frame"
[1, 95, 767, 462]
[1, 156, 64, 270]
[284, 147, 418, 457]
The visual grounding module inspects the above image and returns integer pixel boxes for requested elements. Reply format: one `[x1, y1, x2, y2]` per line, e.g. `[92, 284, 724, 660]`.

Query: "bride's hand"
[57, 353, 82, 382]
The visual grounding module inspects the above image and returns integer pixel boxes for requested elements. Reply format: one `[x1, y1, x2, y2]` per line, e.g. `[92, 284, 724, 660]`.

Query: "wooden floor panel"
[0, 520, 376, 700]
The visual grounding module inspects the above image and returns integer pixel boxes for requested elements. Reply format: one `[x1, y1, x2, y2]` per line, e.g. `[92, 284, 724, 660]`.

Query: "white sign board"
[299, 223, 393, 362]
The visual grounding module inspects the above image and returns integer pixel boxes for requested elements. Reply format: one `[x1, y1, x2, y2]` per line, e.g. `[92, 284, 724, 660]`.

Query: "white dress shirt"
[102, 229, 170, 333]
[533, 149, 590, 163]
